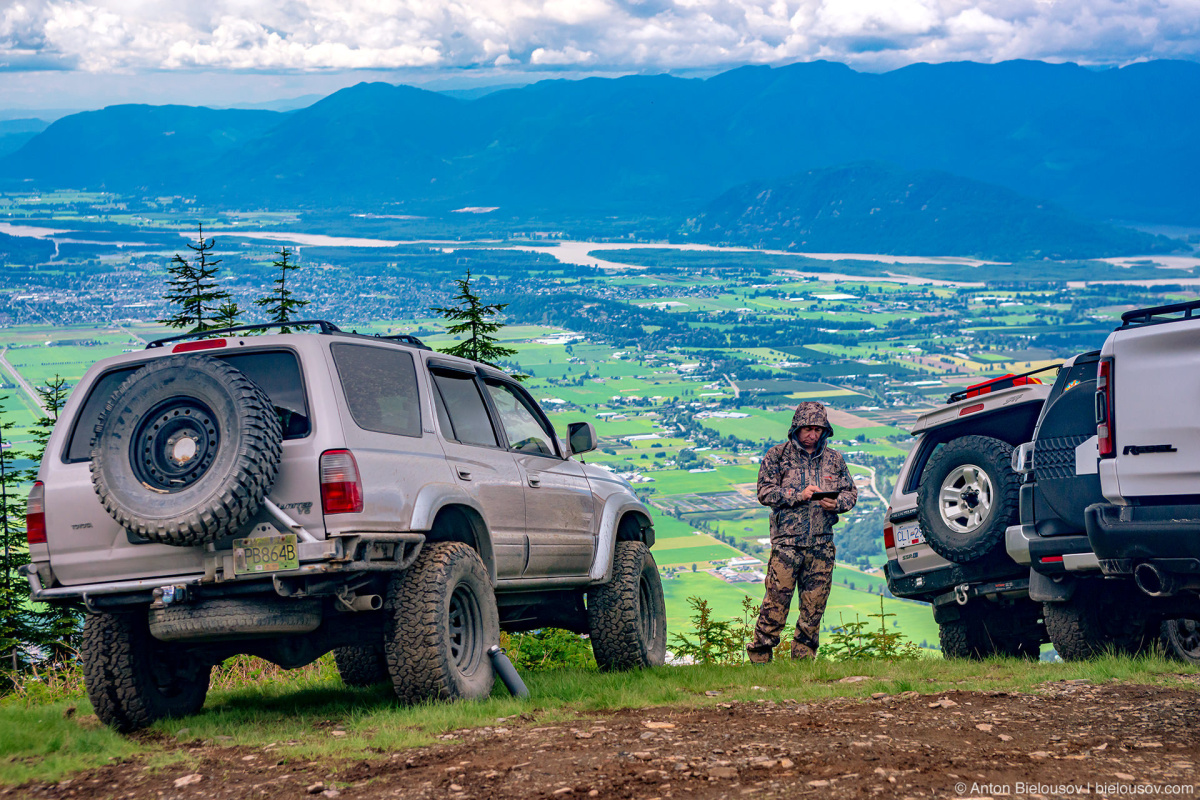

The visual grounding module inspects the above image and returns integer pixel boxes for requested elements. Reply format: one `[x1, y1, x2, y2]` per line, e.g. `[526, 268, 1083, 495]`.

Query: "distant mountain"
[683, 163, 1175, 260]
[0, 118, 49, 159]
[2, 59, 1199, 228]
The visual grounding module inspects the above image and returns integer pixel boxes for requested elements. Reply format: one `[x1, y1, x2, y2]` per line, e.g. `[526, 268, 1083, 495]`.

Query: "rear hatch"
[42, 339, 333, 587]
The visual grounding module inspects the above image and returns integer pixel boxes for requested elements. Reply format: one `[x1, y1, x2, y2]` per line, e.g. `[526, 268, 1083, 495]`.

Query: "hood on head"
[789, 401, 834, 445]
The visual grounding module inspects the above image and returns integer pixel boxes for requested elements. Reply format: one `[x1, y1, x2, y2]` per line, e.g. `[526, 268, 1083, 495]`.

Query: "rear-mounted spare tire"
[917, 435, 1018, 564]
[90, 354, 283, 546]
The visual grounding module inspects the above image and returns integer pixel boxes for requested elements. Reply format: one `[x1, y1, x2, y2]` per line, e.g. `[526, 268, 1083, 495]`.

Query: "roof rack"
[1119, 299, 1200, 329]
[146, 320, 342, 348]
[372, 333, 430, 349]
[946, 363, 1060, 404]
[146, 320, 433, 351]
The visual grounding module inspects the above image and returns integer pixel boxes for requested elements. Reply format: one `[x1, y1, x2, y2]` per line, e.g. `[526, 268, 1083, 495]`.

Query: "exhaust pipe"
[344, 594, 383, 612]
[1134, 563, 1178, 597]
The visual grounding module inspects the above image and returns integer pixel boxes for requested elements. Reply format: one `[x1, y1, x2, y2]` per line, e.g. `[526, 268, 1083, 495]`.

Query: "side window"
[331, 344, 421, 437]
[431, 370, 498, 447]
[484, 380, 558, 457]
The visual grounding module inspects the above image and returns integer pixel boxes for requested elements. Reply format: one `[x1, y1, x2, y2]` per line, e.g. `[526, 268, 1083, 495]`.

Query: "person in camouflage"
[747, 401, 858, 662]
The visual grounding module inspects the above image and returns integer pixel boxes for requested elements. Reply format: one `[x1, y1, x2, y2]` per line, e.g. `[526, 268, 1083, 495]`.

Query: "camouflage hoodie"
[756, 402, 858, 547]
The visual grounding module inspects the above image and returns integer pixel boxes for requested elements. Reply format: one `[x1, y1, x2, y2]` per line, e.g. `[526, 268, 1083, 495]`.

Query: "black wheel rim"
[448, 584, 483, 674]
[130, 398, 220, 492]
[1169, 619, 1200, 657]
[637, 572, 656, 646]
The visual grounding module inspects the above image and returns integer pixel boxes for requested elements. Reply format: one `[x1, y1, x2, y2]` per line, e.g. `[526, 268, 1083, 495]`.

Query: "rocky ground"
[8, 680, 1200, 799]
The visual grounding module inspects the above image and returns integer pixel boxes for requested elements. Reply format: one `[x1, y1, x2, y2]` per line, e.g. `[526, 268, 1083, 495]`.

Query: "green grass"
[3, 652, 1196, 785]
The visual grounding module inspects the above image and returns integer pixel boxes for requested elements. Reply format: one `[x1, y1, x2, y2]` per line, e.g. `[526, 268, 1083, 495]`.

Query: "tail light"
[320, 450, 363, 514]
[26, 481, 46, 544]
[1096, 357, 1115, 458]
[882, 507, 896, 551]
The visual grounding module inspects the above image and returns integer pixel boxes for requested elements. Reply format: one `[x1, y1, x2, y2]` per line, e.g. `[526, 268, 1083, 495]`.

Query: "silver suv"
[25, 322, 665, 731]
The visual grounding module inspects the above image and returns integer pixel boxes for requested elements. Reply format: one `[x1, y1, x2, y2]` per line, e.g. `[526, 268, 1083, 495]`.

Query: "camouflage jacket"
[756, 402, 858, 547]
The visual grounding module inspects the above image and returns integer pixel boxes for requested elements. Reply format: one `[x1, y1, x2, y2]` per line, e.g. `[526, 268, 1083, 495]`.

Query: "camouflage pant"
[747, 540, 835, 661]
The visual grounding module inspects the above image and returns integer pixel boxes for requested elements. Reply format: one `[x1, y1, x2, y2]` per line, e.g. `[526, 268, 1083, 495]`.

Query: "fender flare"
[409, 483, 497, 584]
[589, 497, 655, 583]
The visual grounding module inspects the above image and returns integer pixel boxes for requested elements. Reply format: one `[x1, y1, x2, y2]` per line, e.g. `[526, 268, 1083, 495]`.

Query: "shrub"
[500, 629, 596, 671]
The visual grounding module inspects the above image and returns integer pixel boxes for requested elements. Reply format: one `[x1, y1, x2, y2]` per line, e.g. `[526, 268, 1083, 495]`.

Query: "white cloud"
[2, 0, 1198, 78]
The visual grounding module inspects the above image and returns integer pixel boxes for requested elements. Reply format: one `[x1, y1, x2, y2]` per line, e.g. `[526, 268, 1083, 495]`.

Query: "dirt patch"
[9, 683, 1200, 799]
[825, 409, 883, 430]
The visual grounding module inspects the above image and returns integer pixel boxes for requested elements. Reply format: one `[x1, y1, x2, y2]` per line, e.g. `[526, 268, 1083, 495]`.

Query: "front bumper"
[1085, 502, 1200, 576]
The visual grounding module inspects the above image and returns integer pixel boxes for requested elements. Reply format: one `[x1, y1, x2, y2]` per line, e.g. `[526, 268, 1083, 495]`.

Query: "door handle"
[528, 476, 541, 488]
[457, 467, 472, 480]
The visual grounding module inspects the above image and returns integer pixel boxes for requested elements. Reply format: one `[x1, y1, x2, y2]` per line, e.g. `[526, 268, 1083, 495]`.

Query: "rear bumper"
[1085, 502, 1200, 575]
[27, 532, 425, 609]
[1007, 524, 1099, 575]
[885, 558, 1027, 603]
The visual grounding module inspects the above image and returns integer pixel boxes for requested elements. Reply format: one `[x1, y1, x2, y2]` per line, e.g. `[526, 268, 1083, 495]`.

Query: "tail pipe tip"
[1133, 562, 1176, 597]
[487, 645, 530, 699]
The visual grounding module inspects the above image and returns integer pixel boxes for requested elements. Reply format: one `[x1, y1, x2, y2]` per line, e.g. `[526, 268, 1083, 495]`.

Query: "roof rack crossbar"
[145, 320, 342, 349]
[1119, 299, 1200, 329]
[946, 362, 1061, 404]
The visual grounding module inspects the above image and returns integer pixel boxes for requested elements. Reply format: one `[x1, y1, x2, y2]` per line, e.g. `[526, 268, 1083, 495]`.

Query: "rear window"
[64, 349, 311, 463]
[330, 343, 422, 437]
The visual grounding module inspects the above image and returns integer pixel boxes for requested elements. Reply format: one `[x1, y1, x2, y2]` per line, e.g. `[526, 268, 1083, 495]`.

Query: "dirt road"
[9, 681, 1199, 799]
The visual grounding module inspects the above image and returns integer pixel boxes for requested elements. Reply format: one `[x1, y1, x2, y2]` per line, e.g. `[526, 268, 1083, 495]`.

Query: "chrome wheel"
[938, 464, 993, 534]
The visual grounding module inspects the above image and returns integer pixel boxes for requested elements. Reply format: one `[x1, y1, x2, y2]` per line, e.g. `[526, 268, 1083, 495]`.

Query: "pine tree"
[159, 224, 231, 332]
[0, 404, 33, 674]
[26, 376, 81, 664]
[431, 270, 521, 376]
[254, 247, 309, 333]
[212, 300, 241, 331]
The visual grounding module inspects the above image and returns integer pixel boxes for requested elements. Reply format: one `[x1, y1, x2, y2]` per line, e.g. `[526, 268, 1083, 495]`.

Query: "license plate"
[896, 523, 925, 549]
[233, 534, 299, 575]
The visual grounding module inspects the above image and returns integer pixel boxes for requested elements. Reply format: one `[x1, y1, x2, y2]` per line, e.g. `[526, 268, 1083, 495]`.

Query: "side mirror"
[567, 421, 597, 456]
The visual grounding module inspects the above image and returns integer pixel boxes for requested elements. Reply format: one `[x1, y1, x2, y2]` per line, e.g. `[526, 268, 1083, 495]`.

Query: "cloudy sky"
[2, 0, 1199, 111]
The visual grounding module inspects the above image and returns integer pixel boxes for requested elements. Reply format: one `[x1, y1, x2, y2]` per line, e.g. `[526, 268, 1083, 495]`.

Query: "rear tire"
[918, 436, 1018, 564]
[1044, 581, 1154, 661]
[1161, 619, 1200, 665]
[334, 645, 390, 687]
[383, 542, 499, 704]
[81, 611, 211, 732]
[939, 603, 1042, 660]
[587, 541, 667, 671]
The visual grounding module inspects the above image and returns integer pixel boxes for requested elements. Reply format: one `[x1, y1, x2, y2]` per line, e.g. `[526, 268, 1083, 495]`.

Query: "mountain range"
[1, 59, 1198, 257]
[685, 163, 1174, 260]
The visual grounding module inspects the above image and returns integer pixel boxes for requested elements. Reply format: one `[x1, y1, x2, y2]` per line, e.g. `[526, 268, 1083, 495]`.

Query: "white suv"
[1088, 300, 1200, 613]
[25, 321, 666, 731]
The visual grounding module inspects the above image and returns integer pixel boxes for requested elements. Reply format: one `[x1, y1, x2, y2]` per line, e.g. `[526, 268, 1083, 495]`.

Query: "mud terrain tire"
[918, 435, 1018, 563]
[1044, 581, 1154, 660]
[588, 541, 667, 671]
[90, 354, 282, 546]
[1160, 619, 1200, 666]
[334, 645, 390, 687]
[148, 598, 321, 642]
[383, 542, 499, 704]
[81, 611, 211, 732]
